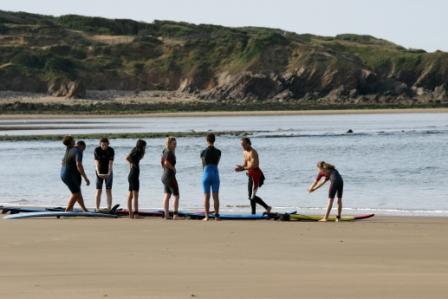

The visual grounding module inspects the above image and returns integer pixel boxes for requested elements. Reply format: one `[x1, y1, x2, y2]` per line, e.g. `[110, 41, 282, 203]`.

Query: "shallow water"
[0, 113, 447, 216]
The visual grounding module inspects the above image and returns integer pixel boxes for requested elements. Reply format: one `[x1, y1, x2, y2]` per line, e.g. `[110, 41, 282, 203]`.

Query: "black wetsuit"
[127, 147, 144, 192]
[328, 169, 344, 199]
[247, 171, 269, 215]
[317, 169, 344, 199]
[94, 146, 114, 190]
[161, 149, 179, 196]
[60, 147, 82, 194]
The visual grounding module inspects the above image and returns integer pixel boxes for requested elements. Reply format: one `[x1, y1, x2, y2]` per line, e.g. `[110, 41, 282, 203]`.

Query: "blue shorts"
[202, 165, 220, 193]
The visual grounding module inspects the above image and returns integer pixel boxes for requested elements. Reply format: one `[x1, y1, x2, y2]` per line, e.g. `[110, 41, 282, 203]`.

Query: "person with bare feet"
[61, 136, 90, 212]
[200, 133, 221, 221]
[308, 161, 344, 222]
[126, 139, 146, 219]
[235, 137, 272, 215]
[161, 137, 180, 220]
[94, 137, 114, 211]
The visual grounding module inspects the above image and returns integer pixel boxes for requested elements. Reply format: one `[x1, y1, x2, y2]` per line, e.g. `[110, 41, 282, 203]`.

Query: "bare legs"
[203, 192, 220, 221]
[65, 192, 88, 212]
[163, 193, 180, 220]
[128, 191, 139, 219]
[106, 189, 112, 210]
[95, 189, 102, 210]
[96, 189, 113, 210]
[337, 197, 342, 221]
[320, 197, 343, 222]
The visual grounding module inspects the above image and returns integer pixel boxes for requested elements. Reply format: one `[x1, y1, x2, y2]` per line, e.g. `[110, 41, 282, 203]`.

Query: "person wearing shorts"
[161, 136, 180, 220]
[235, 137, 272, 215]
[61, 136, 90, 212]
[94, 137, 115, 210]
[308, 161, 344, 222]
[126, 139, 146, 219]
[200, 133, 221, 221]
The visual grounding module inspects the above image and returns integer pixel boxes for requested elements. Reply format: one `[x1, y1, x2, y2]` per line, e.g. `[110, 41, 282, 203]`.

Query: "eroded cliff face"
[0, 10, 447, 103]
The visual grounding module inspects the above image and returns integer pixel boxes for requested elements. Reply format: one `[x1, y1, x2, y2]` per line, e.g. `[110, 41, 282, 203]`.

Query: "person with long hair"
[126, 139, 146, 219]
[61, 136, 90, 212]
[235, 137, 272, 215]
[308, 161, 344, 222]
[161, 136, 180, 220]
[200, 133, 221, 221]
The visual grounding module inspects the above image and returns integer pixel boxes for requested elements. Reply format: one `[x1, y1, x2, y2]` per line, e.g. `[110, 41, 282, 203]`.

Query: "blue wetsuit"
[61, 147, 83, 194]
[200, 146, 221, 193]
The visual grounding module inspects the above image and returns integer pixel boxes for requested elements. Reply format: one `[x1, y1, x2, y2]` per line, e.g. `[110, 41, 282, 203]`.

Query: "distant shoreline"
[1, 107, 448, 120]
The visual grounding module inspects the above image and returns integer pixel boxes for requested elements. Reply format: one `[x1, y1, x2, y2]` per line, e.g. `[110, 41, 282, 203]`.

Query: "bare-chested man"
[235, 137, 272, 215]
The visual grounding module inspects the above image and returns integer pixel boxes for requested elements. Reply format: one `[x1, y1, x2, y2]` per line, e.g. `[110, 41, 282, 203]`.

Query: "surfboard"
[115, 209, 165, 217]
[1, 206, 65, 214]
[3, 211, 118, 220]
[115, 209, 218, 218]
[287, 213, 375, 222]
[2, 204, 119, 215]
[184, 210, 297, 220]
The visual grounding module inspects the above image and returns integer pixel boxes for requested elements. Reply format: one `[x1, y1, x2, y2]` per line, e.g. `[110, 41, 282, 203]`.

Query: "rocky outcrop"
[0, 10, 447, 105]
[48, 79, 86, 99]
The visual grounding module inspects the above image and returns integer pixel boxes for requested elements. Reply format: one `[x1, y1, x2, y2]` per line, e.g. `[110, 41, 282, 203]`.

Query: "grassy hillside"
[0, 10, 447, 106]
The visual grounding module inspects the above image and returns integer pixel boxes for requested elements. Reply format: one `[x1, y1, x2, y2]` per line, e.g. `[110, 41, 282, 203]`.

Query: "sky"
[1, 0, 447, 52]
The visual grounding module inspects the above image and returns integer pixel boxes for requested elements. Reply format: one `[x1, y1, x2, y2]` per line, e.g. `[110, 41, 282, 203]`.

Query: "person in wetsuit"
[161, 136, 180, 220]
[200, 133, 221, 221]
[61, 136, 90, 212]
[94, 137, 115, 211]
[126, 139, 146, 219]
[308, 161, 344, 222]
[234, 137, 272, 215]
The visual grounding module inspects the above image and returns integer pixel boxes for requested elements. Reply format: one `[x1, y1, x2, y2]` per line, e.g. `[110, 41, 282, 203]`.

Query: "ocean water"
[0, 113, 447, 216]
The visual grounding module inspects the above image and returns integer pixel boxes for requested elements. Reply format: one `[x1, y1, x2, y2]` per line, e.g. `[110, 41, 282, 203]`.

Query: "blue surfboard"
[4, 211, 118, 220]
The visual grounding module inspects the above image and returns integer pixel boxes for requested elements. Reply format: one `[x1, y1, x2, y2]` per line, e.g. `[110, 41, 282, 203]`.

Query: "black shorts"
[128, 167, 140, 192]
[162, 177, 179, 196]
[329, 179, 343, 199]
[96, 172, 113, 190]
[61, 174, 82, 194]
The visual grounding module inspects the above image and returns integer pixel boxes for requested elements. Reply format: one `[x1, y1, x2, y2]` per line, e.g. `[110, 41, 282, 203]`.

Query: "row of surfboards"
[0, 205, 375, 221]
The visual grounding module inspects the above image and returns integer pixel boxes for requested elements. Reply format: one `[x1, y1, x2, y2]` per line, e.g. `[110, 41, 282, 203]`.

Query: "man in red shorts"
[235, 137, 272, 215]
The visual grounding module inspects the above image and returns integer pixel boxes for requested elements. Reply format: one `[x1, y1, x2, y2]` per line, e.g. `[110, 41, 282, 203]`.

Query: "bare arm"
[235, 152, 248, 172]
[76, 160, 90, 186]
[308, 178, 328, 193]
[164, 160, 176, 173]
[95, 160, 101, 174]
[107, 160, 113, 176]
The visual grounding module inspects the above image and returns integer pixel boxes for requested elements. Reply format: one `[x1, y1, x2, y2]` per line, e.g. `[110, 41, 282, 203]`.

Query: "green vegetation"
[0, 101, 446, 115]
[0, 9, 447, 110]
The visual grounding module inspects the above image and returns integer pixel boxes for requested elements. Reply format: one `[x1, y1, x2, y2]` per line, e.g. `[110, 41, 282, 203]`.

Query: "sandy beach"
[1, 216, 447, 299]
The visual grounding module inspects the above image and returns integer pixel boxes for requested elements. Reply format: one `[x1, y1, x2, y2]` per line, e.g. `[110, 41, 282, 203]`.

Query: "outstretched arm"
[308, 178, 328, 193]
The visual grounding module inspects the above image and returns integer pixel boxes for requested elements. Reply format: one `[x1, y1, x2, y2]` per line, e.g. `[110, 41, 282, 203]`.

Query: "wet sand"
[1, 107, 448, 120]
[0, 216, 447, 298]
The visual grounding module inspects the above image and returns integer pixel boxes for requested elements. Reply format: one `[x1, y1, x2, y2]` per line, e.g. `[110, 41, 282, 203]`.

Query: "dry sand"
[0, 216, 447, 298]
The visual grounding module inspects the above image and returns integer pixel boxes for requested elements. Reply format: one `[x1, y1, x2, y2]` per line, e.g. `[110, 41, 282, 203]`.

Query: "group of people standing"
[60, 133, 344, 222]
